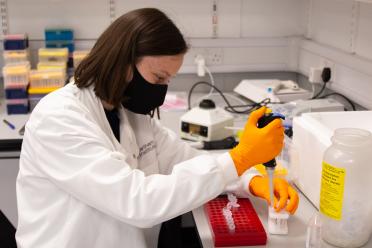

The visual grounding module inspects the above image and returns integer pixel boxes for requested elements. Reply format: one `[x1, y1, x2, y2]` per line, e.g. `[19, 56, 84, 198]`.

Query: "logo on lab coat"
[138, 140, 156, 159]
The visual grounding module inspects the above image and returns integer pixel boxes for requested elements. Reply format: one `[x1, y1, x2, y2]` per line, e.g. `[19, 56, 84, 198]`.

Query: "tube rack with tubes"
[2, 62, 30, 88]
[204, 196, 267, 246]
[3, 49, 30, 65]
[29, 69, 66, 89]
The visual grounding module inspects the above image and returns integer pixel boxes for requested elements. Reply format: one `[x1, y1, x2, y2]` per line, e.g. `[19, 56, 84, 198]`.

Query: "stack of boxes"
[45, 28, 74, 75]
[29, 49, 67, 111]
[2, 34, 30, 114]
[28, 29, 72, 111]
[1, 29, 88, 113]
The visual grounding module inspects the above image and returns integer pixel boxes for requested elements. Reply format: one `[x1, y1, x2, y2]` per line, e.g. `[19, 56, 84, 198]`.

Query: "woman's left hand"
[248, 176, 299, 214]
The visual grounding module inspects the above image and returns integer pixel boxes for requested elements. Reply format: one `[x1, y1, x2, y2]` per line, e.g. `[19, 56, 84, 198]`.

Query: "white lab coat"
[16, 83, 257, 248]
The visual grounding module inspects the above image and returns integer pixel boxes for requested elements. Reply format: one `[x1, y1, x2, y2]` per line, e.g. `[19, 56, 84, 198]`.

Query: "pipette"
[257, 112, 285, 200]
[257, 112, 288, 234]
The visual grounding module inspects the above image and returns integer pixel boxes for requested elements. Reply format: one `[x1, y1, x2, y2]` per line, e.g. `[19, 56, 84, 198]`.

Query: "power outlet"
[309, 67, 323, 84]
[190, 48, 223, 66]
[308, 59, 335, 84]
[207, 48, 223, 65]
[321, 59, 335, 82]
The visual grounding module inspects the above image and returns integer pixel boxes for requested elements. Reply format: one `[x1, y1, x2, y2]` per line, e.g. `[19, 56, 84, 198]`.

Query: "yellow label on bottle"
[319, 161, 346, 220]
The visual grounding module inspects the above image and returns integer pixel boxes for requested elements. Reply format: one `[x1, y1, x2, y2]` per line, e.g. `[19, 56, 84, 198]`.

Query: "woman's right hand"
[229, 107, 284, 176]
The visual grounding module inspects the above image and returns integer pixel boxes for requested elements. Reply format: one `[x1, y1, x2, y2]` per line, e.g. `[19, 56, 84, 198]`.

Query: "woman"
[16, 8, 298, 248]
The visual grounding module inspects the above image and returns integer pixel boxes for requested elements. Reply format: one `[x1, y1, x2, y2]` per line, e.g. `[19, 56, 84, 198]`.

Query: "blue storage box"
[45, 29, 74, 41]
[4, 34, 29, 50]
[5, 88, 28, 99]
[6, 99, 29, 114]
[46, 40, 75, 52]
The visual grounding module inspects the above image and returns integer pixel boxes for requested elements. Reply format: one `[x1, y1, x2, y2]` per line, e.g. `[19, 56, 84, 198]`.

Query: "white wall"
[4, 0, 306, 39]
[6, 0, 110, 39]
[241, 0, 305, 37]
[0, 0, 307, 73]
[299, 0, 372, 109]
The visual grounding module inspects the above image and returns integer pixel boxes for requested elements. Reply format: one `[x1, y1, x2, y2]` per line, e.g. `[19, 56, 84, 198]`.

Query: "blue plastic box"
[46, 40, 75, 52]
[5, 88, 28, 99]
[4, 34, 29, 50]
[6, 100, 29, 114]
[45, 29, 74, 41]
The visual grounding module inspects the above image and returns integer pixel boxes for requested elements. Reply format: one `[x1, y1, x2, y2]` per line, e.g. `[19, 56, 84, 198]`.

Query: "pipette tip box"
[205, 196, 267, 247]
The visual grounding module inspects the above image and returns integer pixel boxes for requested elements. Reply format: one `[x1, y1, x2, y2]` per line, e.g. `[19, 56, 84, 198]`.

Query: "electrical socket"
[309, 67, 323, 84]
[207, 48, 223, 65]
[308, 59, 335, 84]
[191, 48, 223, 66]
[321, 59, 335, 82]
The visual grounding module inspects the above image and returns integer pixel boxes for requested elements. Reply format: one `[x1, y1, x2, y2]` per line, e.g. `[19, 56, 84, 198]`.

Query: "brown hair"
[74, 8, 188, 107]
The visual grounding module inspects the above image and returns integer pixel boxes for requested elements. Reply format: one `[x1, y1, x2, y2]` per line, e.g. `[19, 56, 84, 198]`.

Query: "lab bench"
[1, 96, 371, 247]
[0, 99, 28, 227]
[158, 108, 372, 248]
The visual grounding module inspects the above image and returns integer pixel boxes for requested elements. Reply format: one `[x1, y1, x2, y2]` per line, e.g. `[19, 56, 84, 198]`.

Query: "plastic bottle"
[320, 128, 372, 247]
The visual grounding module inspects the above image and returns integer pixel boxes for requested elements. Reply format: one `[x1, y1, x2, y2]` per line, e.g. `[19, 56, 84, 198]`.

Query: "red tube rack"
[205, 196, 267, 247]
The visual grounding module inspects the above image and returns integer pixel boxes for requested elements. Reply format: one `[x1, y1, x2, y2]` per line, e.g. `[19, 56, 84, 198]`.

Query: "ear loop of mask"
[149, 107, 161, 119]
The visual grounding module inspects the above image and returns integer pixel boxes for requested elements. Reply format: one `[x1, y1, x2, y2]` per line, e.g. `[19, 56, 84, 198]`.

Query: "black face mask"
[122, 67, 168, 115]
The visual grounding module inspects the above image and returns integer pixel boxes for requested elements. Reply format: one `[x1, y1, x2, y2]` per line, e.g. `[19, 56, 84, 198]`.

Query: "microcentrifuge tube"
[222, 193, 240, 232]
[227, 193, 240, 208]
[306, 213, 322, 248]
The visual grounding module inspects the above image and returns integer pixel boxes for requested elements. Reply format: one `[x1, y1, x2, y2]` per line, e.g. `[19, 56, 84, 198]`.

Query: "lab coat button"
[133, 154, 136, 159]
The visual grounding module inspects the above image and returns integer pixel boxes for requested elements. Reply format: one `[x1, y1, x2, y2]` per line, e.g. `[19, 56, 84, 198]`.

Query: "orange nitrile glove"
[248, 176, 299, 214]
[229, 107, 284, 176]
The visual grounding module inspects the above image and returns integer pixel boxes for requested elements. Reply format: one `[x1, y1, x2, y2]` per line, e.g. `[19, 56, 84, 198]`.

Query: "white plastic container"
[320, 128, 372, 248]
[291, 111, 372, 207]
